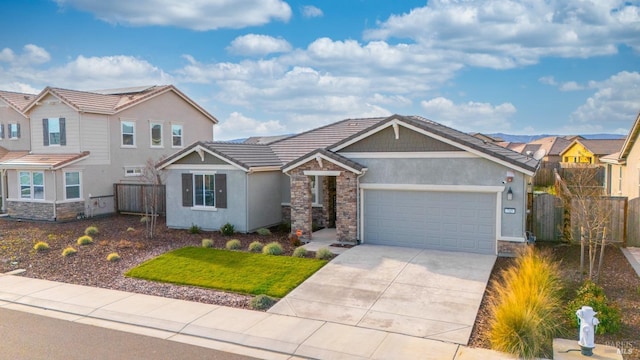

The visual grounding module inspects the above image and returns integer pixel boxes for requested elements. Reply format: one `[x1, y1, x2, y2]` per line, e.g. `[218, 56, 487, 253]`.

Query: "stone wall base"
[497, 240, 528, 257]
[7, 200, 85, 221]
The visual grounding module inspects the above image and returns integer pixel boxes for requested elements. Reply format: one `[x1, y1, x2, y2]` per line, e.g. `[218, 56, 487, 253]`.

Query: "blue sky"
[1, 1, 639, 140]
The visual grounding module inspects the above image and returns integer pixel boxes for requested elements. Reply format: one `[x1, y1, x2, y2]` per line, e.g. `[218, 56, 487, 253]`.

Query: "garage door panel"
[363, 190, 495, 254]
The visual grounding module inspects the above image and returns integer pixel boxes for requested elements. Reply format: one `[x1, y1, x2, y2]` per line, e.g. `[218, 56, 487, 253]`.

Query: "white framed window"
[121, 121, 135, 147]
[64, 171, 81, 199]
[124, 167, 144, 177]
[172, 124, 183, 147]
[150, 122, 163, 147]
[9, 123, 19, 139]
[19, 171, 44, 200]
[310, 175, 319, 205]
[43, 118, 66, 146]
[194, 173, 216, 208]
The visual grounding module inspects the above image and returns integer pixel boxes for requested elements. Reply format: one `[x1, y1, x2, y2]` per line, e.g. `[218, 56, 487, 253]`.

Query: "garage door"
[363, 190, 496, 254]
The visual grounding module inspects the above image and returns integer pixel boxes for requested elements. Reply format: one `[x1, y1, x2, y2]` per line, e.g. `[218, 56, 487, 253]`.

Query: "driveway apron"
[268, 244, 496, 345]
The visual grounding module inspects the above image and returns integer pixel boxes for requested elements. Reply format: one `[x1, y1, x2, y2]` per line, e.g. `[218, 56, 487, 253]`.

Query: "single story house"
[158, 115, 540, 256]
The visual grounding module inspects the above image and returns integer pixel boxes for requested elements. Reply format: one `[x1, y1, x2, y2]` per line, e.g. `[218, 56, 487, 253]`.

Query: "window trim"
[309, 175, 320, 205]
[171, 124, 183, 148]
[19, 171, 45, 200]
[64, 171, 82, 200]
[44, 117, 66, 146]
[121, 120, 136, 147]
[124, 166, 144, 177]
[150, 122, 163, 148]
[9, 123, 19, 139]
[192, 172, 217, 209]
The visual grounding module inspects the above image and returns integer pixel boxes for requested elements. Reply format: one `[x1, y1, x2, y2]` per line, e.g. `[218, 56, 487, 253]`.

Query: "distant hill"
[489, 133, 625, 143]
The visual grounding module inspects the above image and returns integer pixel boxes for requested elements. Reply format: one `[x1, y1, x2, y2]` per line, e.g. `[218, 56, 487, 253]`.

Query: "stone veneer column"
[336, 172, 357, 241]
[290, 171, 312, 240]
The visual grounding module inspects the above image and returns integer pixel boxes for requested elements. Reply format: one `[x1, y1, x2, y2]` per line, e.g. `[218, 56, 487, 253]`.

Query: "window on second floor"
[9, 123, 20, 139]
[43, 118, 66, 146]
[150, 123, 163, 147]
[20, 171, 44, 200]
[0, 124, 4, 139]
[172, 124, 183, 147]
[121, 121, 135, 147]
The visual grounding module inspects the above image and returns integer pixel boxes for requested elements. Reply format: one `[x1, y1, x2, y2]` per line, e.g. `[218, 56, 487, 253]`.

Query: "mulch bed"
[469, 242, 640, 360]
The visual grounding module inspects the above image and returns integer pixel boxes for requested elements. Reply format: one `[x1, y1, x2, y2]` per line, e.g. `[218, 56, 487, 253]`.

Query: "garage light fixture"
[507, 187, 513, 201]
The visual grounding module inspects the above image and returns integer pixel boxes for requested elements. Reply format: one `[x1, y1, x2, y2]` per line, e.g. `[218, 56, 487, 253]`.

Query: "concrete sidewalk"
[622, 247, 640, 277]
[0, 274, 519, 360]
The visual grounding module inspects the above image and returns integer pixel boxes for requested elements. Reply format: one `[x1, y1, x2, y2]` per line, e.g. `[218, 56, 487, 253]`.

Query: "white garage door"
[363, 190, 496, 254]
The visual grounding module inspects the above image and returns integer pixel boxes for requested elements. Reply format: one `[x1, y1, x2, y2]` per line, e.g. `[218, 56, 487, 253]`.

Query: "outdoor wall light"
[507, 187, 513, 201]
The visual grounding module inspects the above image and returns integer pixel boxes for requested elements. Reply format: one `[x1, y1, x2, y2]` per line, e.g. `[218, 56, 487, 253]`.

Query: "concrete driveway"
[268, 245, 496, 345]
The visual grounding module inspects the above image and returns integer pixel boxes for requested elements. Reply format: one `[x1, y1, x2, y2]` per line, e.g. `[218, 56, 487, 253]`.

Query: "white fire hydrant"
[576, 306, 599, 356]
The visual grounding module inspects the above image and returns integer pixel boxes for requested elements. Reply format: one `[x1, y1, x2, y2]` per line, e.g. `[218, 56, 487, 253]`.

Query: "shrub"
[220, 223, 235, 236]
[189, 223, 201, 234]
[487, 247, 563, 359]
[289, 233, 301, 247]
[226, 239, 242, 250]
[248, 241, 264, 253]
[62, 247, 77, 257]
[315, 247, 333, 260]
[126, 227, 136, 232]
[98, 240, 109, 246]
[33, 241, 49, 251]
[202, 239, 214, 248]
[84, 226, 99, 236]
[140, 216, 148, 223]
[250, 294, 277, 310]
[77, 235, 94, 246]
[117, 240, 133, 248]
[262, 242, 283, 255]
[256, 227, 271, 236]
[278, 222, 291, 233]
[106, 253, 121, 262]
[566, 280, 621, 335]
[292, 247, 307, 258]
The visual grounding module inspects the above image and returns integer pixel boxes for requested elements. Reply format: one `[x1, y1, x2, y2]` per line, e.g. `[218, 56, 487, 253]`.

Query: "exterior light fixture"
[507, 187, 513, 201]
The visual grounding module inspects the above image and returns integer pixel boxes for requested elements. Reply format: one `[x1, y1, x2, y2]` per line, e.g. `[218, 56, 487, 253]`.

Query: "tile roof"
[618, 112, 640, 160]
[573, 139, 625, 156]
[528, 136, 573, 156]
[199, 142, 283, 169]
[269, 117, 388, 163]
[0, 90, 36, 114]
[282, 148, 366, 173]
[0, 151, 90, 170]
[243, 134, 292, 145]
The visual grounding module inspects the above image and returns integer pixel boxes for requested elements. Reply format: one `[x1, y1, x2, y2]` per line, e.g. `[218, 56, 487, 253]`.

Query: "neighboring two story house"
[0, 85, 217, 221]
[559, 138, 624, 166]
[602, 111, 640, 198]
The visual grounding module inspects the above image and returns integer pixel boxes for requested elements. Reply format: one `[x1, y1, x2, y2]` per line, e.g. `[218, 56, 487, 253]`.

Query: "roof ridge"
[269, 116, 387, 146]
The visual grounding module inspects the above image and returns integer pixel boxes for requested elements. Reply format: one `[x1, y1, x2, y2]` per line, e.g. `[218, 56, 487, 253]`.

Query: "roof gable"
[339, 125, 462, 153]
[619, 111, 640, 161]
[158, 141, 281, 171]
[560, 138, 625, 157]
[0, 90, 36, 117]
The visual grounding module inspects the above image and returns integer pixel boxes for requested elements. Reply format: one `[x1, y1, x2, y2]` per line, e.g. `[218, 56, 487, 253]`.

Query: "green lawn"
[125, 247, 328, 298]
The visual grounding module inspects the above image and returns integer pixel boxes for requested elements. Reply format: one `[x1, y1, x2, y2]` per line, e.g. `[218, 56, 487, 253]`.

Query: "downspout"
[52, 169, 57, 221]
[355, 169, 368, 243]
[0, 169, 6, 213]
[245, 170, 249, 233]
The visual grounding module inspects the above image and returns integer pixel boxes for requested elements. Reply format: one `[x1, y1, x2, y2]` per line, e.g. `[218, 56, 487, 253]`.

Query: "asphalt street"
[0, 307, 258, 360]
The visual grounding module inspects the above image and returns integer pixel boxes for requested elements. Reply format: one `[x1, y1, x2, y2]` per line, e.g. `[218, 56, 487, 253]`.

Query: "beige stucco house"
[602, 111, 640, 198]
[0, 85, 217, 220]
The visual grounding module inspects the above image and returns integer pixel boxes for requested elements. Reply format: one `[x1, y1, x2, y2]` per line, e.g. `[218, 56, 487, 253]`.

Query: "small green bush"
[248, 241, 264, 253]
[33, 241, 50, 251]
[278, 222, 291, 233]
[220, 222, 235, 236]
[126, 227, 136, 232]
[140, 216, 148, 223]
[77, 235, 94, 246]
[226, 239, 242, 250]
[566, 280, 621, 335]
[62, 247, 77, 257]
[292, 247, 307, 258]
[250, 294, 277, 310]
[256, 227, 271, 236]
[262, 242, 283, 255]
[202, 239, 214, 248]
[315, 247, 333, 260]
[106, 253, 121, 262]
[189, 223, 201, 234]
[84, 226, 99, 236]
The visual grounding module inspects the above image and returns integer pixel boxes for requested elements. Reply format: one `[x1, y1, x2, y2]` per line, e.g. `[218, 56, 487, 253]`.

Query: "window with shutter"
[182, 173, 193, 207]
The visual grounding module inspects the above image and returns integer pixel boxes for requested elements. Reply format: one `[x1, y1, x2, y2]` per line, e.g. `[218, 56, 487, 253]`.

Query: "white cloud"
[54, 0, 292, 30]
[301, 5, 323, 18]
[0, 48, 15, 62]
[227, 34, 292, 56]
[570, 71, 640, 127]
[365, 0, 640, 69]
[0, 82, 40, 94]
[0, 44, 50, 65]
[420, 97, 516, 132]
[215, 112, 286, 140]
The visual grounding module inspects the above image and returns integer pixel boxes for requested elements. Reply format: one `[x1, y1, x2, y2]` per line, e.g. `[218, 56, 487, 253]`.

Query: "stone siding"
[57, 201, 86, 221]
[497, 240, 527, 257]
[7, 201, 55, 221]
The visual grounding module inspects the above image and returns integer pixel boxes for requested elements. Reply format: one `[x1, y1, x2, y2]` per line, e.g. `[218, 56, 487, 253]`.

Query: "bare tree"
[555, 165, 612, 282]
[139, 156, 167, 239]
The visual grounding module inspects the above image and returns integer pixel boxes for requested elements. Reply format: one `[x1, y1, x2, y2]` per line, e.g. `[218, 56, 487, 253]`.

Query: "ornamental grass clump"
[487, 247, 563, 359]
[262, 242, 283, 255]
[77, 235, 93, 246]
[62, 247, 77, 257]
[106, 253, 121, 262]
[315, 247, 333, 260]
[250, 294, 277, 310]
[33, 241, 50, 252]
[202, 239, 214, 248]
[292, 247, 307, 258]
[84, 226, 99, 236]
[226, 239, 242, 250]
[256, 227, 271, 236]
[248, 241, 264, 253]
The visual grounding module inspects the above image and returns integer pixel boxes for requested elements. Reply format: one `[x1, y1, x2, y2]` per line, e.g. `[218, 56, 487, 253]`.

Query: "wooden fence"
[114, 183, 166, 215]
[533, 165, 605, 187]
[628, 198, 640, 247]
[532, 193, 627, 245]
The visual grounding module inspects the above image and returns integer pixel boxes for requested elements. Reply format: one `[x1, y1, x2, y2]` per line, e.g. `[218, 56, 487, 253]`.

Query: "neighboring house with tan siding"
[0, 85, 217, 221]
[602, 112, 640, 198]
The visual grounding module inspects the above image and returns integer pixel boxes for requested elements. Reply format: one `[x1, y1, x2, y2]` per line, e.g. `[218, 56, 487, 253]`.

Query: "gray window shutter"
[16, 124, 20, 138]
[43, 119, 49, 145]
[0, 124, 4, 139]
[60, 118, 66, 145]
[215, 174, 227, 209]
[182, 173, 193, 207]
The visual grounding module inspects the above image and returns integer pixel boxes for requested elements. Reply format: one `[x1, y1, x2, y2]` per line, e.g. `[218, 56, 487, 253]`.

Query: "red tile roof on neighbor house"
[0, 90, 37, 115]
[0, 151, 90, 170]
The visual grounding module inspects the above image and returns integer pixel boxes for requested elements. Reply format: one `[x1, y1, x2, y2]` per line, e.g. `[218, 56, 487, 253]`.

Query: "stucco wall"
[0, 102, 30, 151]
[247, 171, 282, 231]
[164, 169, 248, 232]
